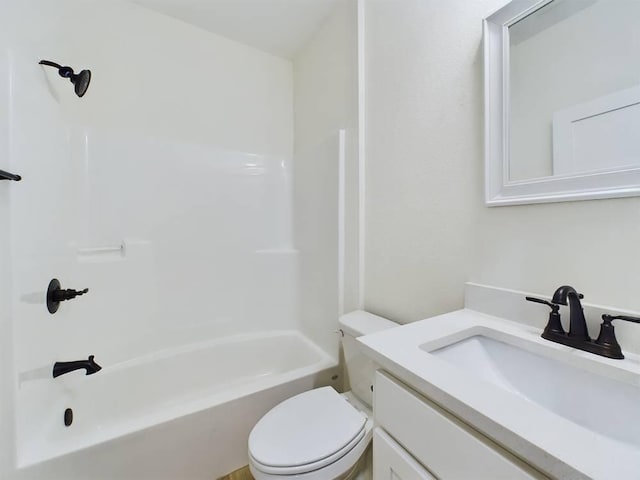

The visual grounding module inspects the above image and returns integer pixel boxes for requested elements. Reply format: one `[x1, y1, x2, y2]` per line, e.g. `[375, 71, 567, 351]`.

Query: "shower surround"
[0, 1, 345, 478]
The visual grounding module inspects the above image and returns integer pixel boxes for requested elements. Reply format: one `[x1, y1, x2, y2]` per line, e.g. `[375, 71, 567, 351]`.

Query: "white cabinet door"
[373, 428, 436, 480]
[374, 372, 545, 480]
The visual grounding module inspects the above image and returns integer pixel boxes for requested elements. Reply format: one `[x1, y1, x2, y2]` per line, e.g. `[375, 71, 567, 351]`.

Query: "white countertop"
[358, 308, 640, 480]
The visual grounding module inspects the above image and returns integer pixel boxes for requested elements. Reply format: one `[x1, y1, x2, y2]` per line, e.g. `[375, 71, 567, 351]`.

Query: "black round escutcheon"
[46, 279, 90, 314]
[47, 279, 62, 314]
[64, 408, 73, 427]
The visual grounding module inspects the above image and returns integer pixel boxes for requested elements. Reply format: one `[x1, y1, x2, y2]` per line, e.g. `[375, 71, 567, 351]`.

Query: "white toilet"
[248, 311, 396, 480]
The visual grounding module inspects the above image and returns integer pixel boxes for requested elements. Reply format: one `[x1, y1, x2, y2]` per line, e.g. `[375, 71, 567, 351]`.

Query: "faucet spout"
[53, 355, 102, 378]
[551, 285, 589, 340]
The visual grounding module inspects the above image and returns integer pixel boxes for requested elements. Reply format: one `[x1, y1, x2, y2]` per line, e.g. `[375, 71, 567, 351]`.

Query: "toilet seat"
[249, 428, 371, 480]
[249, 427, 366, 475]
[249, 387, 370, 477]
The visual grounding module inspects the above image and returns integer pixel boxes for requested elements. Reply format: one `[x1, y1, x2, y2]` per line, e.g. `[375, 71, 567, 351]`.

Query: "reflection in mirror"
[508, 0, 640, 182]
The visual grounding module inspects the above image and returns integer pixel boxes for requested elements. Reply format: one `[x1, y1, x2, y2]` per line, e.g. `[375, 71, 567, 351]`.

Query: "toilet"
[248, 311, 397, 480]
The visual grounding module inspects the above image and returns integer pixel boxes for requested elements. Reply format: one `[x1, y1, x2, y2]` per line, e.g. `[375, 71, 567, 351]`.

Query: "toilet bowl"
[248, 311, 396, 480]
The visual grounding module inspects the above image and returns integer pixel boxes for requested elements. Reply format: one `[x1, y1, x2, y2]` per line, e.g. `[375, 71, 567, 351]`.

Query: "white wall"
[364, 0, 640, 337]
[364, 0, 507, 322]
[0, 0, 294, 476]
[294, 0, 358, 153]
[293, 0, 359, 359]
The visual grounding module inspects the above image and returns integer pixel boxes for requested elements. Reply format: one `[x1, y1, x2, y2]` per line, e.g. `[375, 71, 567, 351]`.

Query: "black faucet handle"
[595, 314, 640, 359]
[602, 314, 640, 324]
[0, 169, 21, 181]
[594, 314, 635, 360]
[53, 287, 89, 302]
[527, 296, 565, 337]
[526, 296, 560, 312]
[47, 278, 90, 314]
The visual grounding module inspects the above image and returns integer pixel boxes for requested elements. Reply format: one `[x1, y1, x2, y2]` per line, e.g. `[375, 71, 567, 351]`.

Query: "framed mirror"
[484, 0, 640, 206]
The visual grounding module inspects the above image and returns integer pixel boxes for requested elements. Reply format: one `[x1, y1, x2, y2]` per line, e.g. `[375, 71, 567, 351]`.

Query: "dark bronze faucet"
[526, 286, 640, 359]
[53, 355, 102, 378]
[550, 285, 588, 340]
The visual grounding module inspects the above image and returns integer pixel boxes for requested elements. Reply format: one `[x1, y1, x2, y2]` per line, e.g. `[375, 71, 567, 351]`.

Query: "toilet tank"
[339, 310, 397, 407]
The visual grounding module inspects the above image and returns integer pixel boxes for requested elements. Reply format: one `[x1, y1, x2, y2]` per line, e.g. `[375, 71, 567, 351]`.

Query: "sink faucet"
[53, 355, 102, 378]
[527, 286, 640, 359]
[551, 285, 588, 340]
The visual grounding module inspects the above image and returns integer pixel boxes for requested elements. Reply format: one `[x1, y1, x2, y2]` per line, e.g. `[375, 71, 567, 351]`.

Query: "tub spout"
[53, 355, 102, 378]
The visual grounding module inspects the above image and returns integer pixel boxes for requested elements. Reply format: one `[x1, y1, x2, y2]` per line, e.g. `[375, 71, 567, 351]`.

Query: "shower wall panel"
[0, 48, 17, 480]
[2, 0, 294, 157]
[294, 132, 341, 360]
[0, 1, 295, 476]
[12, 124, 296, 374]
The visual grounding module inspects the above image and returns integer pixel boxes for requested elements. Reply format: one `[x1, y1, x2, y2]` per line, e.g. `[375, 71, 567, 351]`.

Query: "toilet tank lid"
[339, 310, 397, 337]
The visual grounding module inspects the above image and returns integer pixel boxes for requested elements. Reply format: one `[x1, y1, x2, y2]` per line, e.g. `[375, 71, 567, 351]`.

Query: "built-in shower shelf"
[253, 248, 298, 255]
[76, 244, 125, 262]
[74, 239, 151, 263]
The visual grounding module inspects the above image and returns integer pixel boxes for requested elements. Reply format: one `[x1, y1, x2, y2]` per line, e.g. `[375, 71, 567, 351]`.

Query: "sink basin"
[429, 335, 640, 447]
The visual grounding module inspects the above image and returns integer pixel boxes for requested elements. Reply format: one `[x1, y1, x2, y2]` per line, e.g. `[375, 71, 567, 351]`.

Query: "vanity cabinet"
[373, 427, 436, 479]
[373, 371, 546, 480]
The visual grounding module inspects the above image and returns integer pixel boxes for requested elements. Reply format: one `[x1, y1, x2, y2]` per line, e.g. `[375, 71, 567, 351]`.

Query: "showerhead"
[39, 60, 92, 97]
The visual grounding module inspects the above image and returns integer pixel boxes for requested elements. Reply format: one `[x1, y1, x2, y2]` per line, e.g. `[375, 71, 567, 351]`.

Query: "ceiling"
[130, 0, 342, 59]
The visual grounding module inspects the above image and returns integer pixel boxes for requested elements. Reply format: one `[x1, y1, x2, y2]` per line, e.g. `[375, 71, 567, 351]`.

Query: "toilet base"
[342, 443, 372, 480]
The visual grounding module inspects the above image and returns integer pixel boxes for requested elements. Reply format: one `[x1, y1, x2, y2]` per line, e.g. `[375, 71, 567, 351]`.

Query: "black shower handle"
[0, 169, 21, 181]
[46, 279, 89, 314]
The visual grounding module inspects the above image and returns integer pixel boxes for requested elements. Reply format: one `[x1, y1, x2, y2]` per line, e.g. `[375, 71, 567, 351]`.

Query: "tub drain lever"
[47, 278, 89, 314]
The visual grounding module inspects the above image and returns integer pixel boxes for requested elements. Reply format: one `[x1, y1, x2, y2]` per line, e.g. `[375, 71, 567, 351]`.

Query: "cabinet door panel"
[373, 428, 436, 480]
[375, 371, 544, 480]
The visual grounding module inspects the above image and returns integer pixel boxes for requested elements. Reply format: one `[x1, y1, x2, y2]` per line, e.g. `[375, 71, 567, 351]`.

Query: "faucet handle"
[525, 296, 560, 312]
[602, 314, 640, 324]
[593, 314, 638, 360]
[526, 296, 565, 337]
[47, 278, 90, 314]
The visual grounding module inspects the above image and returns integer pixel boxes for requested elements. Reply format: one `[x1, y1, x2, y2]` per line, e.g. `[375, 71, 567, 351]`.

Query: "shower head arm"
[39, 60, 75, 78]
[39, 60, 62, 69]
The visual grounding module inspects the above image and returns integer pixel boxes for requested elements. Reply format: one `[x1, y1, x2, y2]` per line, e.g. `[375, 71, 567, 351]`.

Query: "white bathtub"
[15, 330, 338, 480]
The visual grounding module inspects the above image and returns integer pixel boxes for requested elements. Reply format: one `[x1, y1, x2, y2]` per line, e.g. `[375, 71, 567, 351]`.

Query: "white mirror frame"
[484, 0, 640, 206]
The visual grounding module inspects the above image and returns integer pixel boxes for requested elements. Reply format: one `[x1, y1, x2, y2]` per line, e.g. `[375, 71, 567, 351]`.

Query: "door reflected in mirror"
[508, 0, 640, 182]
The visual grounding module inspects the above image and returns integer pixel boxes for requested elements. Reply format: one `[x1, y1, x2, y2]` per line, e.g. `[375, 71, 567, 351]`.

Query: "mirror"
[484, 0, 640, 205]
